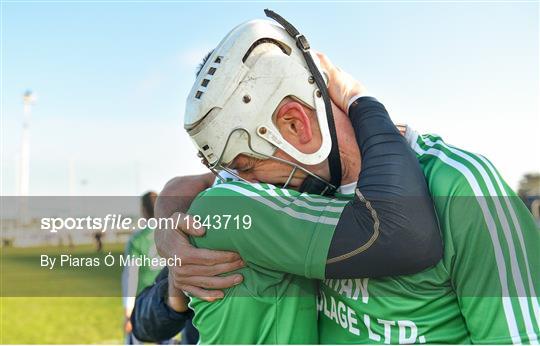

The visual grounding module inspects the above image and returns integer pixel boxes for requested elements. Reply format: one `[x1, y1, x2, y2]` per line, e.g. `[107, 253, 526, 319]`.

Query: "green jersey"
[187, 182, 350, 344]
[122, 227, 163, 300]
[319, 130, 539, 344]
[187, 130, 539, 344]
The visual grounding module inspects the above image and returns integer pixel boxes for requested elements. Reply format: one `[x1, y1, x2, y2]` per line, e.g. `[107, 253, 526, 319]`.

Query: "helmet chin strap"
[264, 9, 342, 196]
[298, 175, 335, 196]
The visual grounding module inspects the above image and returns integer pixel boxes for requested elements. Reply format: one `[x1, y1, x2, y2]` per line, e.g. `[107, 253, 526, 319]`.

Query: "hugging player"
[133, 10, 540, 345]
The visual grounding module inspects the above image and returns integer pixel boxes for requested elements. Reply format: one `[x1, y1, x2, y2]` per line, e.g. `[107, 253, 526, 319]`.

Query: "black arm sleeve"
[131, 267, 195, 342]
[325, 97, 443, 279]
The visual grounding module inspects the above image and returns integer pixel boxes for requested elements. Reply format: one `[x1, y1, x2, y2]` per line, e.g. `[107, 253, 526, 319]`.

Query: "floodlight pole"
[19, 91, 34, 196]
[18, 90, 35, 225]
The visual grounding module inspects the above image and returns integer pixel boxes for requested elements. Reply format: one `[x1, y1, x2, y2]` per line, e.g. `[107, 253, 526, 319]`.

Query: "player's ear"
[275, 100, 313, 146]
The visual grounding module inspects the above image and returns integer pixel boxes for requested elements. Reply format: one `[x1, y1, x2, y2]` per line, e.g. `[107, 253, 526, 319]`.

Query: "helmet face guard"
[184, 10, 342, 195]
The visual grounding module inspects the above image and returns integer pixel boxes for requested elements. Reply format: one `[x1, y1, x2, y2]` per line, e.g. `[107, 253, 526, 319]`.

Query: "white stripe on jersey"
[249, 183, 347, 213]
[477, 154, 540, 333]
[212, 183, 340, 226]
[422, 136, 539, 342]
[410, 136, 522, 344]
[248, 182, 349, 205]
[302, 192, 349, 205]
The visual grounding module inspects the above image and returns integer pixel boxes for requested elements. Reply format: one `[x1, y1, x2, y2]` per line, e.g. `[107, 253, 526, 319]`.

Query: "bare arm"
[155, 173, 215, 219]
[154, 173, 244, 301]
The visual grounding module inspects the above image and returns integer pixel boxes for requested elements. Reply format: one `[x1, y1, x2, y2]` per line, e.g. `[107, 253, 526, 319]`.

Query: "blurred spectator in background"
[518, 172, 540, 228]
[93, 232, 104, 252]
[122, 191, 164, 344]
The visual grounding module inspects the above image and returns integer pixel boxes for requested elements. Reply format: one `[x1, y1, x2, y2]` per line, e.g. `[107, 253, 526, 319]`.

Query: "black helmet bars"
[264, 9, 342, 196]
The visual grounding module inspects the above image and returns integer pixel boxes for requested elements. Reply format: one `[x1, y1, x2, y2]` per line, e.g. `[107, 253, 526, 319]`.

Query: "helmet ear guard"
[255, 88, 332, 166]
[184, 10, 342, 195]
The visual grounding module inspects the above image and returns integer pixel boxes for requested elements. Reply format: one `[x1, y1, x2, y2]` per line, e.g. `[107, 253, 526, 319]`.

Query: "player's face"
[228, 154, 308, 188]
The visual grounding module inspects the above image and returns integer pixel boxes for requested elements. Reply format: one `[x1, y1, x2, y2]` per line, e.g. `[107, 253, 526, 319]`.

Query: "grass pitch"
[1, 243, 126, 344]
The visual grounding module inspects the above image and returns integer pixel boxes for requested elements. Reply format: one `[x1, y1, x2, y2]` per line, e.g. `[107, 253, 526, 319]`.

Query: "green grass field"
[1, 244, 126, 344]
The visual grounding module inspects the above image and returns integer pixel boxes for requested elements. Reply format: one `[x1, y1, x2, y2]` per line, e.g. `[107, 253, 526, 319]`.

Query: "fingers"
[181, 246, 241, 265]
[315, 52, 337, 77]
[178, 285, 225, 302]
[315, 51, 329, 66]
[317, 51, 367, 113]
[171, 211, 206, 237]
[170, 259, 245, 299]
[154, 228, 183, 258]
[174, 273, 243, 291]
[156, 226, 241, 266]
[175, 259, 245, 277]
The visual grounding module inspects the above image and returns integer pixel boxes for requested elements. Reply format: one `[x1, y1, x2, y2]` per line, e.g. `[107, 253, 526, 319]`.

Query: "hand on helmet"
[316, 52, 367, 114]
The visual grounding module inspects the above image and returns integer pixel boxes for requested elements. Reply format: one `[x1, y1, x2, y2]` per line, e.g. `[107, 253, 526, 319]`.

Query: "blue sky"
[2, 1, 539, 195]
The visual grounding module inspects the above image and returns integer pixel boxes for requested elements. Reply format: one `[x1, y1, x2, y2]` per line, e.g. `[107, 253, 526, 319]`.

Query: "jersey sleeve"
[325, 96, 442, 279]
[187, 182, 342, 279]
[443, 158, 540, 344]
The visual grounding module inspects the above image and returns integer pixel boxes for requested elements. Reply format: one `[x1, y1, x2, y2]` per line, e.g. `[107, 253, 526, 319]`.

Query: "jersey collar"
[336, 181, 357, 196]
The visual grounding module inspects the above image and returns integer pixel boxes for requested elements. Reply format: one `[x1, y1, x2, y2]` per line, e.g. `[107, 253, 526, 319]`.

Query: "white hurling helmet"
[184, 10, 342, 194]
